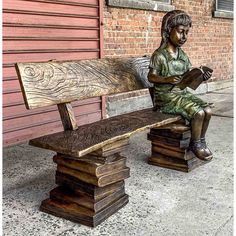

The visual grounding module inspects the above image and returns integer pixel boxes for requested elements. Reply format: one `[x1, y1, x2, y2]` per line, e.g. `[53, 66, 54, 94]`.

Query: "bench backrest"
[15, 57, 151, 131]
[16, 57, 151, 109]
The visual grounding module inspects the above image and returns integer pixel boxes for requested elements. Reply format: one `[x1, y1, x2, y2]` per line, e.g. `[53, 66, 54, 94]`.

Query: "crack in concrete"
[212, 114, 233, 118]
[214, 215, 233, 236]
[209, 92, 234, 95]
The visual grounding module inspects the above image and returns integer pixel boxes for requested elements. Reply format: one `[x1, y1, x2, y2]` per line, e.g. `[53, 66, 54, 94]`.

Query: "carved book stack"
[40, 138, 130, 227]
[147, 123, 203, 172]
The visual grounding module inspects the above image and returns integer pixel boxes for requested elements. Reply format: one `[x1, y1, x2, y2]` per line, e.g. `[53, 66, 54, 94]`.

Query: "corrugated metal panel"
[3, 0, 103, 146]
[217, 0, 233, 12]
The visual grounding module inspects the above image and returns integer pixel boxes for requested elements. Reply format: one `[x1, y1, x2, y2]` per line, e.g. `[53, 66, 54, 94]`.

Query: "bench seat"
[30, 108, 181, 158]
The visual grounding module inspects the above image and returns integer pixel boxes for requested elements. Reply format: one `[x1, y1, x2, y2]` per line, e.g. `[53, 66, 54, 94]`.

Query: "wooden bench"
[15, 57, 194, 227]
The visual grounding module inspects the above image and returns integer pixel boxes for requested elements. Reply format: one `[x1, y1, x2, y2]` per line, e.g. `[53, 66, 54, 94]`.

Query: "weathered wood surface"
[50, 186, 125, 213]
[53, 154, 126, 177]
[57, 103, 78, 131]
[56, 172, 125, 201]
[148, 153, 203, 172]
[15, 57, 151, 109]
[30, 108, 181, 157]
[57, 165, 130, 187]
[40, 194, 129, 227]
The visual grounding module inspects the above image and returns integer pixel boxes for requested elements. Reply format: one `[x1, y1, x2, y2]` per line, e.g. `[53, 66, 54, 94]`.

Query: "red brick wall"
[103, 0, 233, 81]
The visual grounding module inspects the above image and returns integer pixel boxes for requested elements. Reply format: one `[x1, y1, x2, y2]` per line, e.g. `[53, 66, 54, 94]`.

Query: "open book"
[177, 66, 213, 90]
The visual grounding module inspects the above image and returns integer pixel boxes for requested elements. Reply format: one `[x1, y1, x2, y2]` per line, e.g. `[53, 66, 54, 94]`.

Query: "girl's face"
[169, 25, 190, 47]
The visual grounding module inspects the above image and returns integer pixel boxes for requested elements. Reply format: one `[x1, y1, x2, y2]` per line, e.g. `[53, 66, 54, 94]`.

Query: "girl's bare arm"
[148, 68, 181, 85]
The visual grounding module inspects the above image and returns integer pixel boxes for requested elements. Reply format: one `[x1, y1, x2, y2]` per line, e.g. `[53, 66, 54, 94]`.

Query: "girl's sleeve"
[149, 52, 163, 75]
[186, 55, 192, 70]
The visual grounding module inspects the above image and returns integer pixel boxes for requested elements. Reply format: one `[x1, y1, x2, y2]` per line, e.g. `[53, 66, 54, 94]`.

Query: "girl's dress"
[149, 47, 208, 121]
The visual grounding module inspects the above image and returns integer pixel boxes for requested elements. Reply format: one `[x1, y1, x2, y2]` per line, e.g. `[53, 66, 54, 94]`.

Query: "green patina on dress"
[149, 47, 208, 121]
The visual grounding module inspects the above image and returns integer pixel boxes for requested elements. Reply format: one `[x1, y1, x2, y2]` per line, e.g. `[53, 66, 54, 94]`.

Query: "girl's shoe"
[201, 138, 213, 157]
[189, 140, 212, 161]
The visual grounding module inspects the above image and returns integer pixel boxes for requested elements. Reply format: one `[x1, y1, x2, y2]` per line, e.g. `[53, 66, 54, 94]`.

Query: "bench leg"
[40, 138, 130, 227]
[147, 122, 210, 172]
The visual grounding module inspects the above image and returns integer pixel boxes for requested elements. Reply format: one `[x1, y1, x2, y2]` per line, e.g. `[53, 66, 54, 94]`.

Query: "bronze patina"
[148, 10, 213, 161]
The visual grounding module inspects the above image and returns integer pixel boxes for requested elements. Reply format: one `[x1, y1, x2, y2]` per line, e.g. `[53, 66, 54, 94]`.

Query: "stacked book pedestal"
[147, 124, 204, 172]
[40, 139, 130, 227]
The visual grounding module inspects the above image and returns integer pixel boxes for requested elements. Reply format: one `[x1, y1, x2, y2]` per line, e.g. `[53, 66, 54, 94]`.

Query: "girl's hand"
[203, 71, 212, 81]
[166, 76, 182, 84]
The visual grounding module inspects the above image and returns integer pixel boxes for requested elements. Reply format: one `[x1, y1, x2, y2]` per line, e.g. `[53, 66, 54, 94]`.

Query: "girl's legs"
[190, 110, 212, 160]
[191, 110, 205, 141]
[200, 107, 212, 155]
[200, 107, 212, 138]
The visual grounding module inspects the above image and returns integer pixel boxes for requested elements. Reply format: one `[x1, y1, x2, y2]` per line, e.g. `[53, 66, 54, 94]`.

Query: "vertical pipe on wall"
[99, 0, 104, 59]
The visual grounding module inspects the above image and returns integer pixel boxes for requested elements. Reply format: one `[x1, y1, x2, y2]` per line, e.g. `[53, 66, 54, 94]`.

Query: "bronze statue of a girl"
[148, 10, 213, 161]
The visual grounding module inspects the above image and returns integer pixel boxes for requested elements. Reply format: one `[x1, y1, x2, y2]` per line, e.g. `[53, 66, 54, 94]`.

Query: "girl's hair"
[160, 10, 192, 49]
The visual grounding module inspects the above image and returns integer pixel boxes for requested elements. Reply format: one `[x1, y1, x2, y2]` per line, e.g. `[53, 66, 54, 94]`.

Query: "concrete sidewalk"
[3, 87, 233, 236]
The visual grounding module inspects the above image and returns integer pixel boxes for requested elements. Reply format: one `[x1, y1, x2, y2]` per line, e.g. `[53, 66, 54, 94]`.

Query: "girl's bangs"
[175, 14, 192, 27]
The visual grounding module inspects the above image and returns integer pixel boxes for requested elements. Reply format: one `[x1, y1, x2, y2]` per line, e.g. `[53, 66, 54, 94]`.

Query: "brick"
[103, 0, 233, 82]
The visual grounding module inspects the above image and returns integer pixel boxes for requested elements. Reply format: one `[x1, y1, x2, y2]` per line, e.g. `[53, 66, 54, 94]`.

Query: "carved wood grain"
[15, 57, 151, 109]
[29, 108, 182, 157]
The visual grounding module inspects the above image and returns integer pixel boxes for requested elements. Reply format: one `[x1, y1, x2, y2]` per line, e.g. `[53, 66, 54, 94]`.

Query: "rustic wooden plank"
[29, 108, 182, 157]
[15, 57, 150, 109]
[57, 103, 78, 130]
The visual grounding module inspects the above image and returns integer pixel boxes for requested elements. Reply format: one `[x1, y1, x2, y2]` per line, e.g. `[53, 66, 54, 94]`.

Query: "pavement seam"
[214, 215, 233, 236]
[208, 92, 234, 95]
[212, 114, 233, 118]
